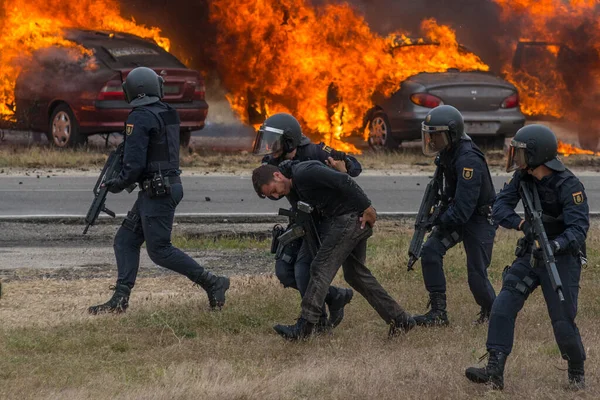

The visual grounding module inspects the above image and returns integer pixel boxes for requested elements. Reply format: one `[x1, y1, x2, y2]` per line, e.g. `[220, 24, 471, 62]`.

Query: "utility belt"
[141, 174, 181, 198]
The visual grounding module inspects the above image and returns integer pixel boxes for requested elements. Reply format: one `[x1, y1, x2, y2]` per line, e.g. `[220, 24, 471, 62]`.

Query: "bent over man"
[414, 105, 497, 326]
[252, 160, 415, 340]
[88, 67, 230, 314]
[254, 112, 359, 328]
[465, 124, 588, 390]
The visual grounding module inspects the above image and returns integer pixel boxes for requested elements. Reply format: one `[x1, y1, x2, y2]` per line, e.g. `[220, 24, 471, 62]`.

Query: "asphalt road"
[1, 174, 599, 217]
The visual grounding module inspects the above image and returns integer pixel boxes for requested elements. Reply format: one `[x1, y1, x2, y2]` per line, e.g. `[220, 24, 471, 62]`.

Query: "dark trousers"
[421, 216, 497, 310]
[486, 251, 586, 362]
[301, 213, 406, 324]
[114, 183, 206, 288]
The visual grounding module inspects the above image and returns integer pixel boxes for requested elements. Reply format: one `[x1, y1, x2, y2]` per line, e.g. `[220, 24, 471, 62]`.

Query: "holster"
[142, 173, 177, 198]
[271, 224, 285, 254]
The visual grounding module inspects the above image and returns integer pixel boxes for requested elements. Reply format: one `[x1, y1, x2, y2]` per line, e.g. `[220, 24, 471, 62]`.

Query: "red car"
[14, 29, 208, 147]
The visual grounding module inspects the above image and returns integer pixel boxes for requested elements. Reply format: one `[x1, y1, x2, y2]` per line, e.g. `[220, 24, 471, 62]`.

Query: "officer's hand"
[532, 241, 560, 260]
[326, 157, 347, 173]
[102, 178, 125, 194]
[360, 206, 377, 229]
[519, 220, 533, 240]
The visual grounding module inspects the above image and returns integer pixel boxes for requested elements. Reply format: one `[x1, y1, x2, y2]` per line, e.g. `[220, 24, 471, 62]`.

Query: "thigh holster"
[502, 265, 536, 296]
[122, 211, 142, 233]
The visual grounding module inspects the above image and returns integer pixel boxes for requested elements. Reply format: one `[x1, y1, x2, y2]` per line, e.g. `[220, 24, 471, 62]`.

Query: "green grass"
[0, 222, 599, 399]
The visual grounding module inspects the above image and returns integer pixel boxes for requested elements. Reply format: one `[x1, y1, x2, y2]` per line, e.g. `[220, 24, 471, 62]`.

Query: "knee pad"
[275, 261, 296, 288]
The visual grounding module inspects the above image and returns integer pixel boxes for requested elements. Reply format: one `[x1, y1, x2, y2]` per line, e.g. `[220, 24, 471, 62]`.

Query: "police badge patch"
[322, 145, 333, 153]
[572, 191, 584, 205]
[126, 124, 134, 136]
[462, 167, 474, 180]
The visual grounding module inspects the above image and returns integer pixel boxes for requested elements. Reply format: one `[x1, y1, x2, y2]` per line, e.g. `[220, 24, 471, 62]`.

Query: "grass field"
[0, 222, 599, 399]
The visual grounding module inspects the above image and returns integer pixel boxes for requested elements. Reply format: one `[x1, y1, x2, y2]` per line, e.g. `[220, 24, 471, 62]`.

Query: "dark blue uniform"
[263, 136, 362, 296]
[421, 139, 497, 311]
[113, 101, 209, 288]
[487, 169, 588, 363]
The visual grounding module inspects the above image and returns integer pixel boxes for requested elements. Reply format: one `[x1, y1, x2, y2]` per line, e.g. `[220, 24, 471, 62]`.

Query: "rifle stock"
[407, 164, 443, 271]
[519, 181, 565, 302]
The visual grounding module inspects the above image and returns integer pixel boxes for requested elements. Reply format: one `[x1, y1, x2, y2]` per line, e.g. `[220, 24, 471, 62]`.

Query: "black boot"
[88, 284, 131, 315]
[568, 362, 585, 390]
[413, 292, 449, 327]
[465, 350, 507, 390]
[314, 316, 333, 335]
[195, 271, 230, 309]
[326, 287, 354, 327]
[273, 317, 315, 341]
[388, 312, 416, 337]
[473, 307, 491, 325]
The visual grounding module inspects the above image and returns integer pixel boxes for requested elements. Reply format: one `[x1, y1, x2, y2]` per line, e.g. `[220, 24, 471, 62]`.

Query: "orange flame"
[209, 0, 488, 154]
[0, 0, 170, 122]
[557, 139, 600, 157]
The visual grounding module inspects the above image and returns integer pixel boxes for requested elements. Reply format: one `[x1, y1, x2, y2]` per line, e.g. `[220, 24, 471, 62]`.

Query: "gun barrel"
[407, 255, 418, 271]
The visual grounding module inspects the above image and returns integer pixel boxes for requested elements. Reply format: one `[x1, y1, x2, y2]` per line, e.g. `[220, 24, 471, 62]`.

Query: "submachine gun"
[274, 202, 321, 258]
[82, 142, 135, 234]
[519, 181, 565, 302]
[407, 161, 444, 271]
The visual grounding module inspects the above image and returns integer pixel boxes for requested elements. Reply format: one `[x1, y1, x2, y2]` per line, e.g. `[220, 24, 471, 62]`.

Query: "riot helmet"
[253, 113, 303, 157]
[421, 105, 466, 156]
[506, 124, 565, 172]
[122, 67, 164, 107]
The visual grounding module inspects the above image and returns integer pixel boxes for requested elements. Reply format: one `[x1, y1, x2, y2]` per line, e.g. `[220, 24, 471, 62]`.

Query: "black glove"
[520, 220, 534, 240]
[103, 178, 126, 194]
[532, 240, 560, 260]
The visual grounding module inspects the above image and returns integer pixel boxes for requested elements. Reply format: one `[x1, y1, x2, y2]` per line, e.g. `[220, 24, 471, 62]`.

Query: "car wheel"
[368, 111, 399, 151]
[180, 129, 191, 148]
[47, 104, 86, 148]
[578, 130, 599, 151]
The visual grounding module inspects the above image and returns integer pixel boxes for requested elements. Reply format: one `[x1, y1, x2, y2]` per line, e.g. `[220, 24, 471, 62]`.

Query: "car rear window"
[93, 43, 186, 69]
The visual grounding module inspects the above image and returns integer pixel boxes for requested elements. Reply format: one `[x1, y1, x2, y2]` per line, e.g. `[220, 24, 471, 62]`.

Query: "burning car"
[363, 39, 526, 150]
[13, 29, 208, 147]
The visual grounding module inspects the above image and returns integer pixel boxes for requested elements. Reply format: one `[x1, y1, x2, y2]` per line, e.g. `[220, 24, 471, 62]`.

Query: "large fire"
[209, 0, 487, 153]
[0, 0, 169, 122]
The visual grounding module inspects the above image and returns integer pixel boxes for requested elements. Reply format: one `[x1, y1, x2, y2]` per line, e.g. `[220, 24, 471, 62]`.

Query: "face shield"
[506, 139, 528, 172]
[421, 122, 450, 156]
[252, 125, 285, 156]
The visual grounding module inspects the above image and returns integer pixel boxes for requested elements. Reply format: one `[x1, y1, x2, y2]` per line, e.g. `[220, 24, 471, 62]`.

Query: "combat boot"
[413, 292, 449, 327]
[568, 362, 585, 390]
[314, 316, 333, 335]
[273, 317, 315, 341]
[195, 271, 230, 309]
[88, 283, 131, 315]
[465, 350, 507, 390]
[388, 312, 416, 337]
[473, 307, 491, 325]
[326, 287, 354, 327]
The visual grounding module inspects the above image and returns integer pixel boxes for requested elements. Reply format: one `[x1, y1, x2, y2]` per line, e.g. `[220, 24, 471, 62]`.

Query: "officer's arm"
[119, 112, 150, 186]
[554, 179, 589, 252]
[492, 172, 522, 230]
[439, 155, 482, 225]
[315, 143, 362, 177]
[302, 163, 371, 211]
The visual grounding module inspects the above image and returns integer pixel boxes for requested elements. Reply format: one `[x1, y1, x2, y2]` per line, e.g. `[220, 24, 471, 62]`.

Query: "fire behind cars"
[13, 29, 208, 147]
[363, 38, 526, 150]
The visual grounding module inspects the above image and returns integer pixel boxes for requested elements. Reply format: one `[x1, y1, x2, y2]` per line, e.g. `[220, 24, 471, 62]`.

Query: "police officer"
[465, 125, 588, 390]
[88, 67, 230, 314]
[253, 113, 359, 328]
[252, 161, 415, 339]
[414, 105, 497, 326]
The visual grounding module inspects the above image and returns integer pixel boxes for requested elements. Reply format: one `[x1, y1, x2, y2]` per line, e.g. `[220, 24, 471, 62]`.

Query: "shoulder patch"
[321, 144, 332, 153]
[462, 167, 474, 180]
[125, 124, 134, 136]
[572, 191, 584, 205]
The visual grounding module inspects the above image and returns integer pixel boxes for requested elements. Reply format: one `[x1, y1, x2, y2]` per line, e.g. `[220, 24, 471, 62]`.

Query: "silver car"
[364, 43, 526, 150]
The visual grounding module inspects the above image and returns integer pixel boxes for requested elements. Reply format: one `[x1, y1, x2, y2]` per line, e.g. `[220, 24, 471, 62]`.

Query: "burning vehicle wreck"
[11, 29, 208, 148]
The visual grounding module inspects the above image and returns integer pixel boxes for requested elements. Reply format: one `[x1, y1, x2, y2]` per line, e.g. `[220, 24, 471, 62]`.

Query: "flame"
[209, 0, 488, 154]
[557, 139, 600, 157]
[0, 0, 170, 122]
[493, 0, 600, 119]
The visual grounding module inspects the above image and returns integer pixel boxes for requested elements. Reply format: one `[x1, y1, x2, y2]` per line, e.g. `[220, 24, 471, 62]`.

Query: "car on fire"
[13, 29, 208, 147]
[363, 38, 526, 150]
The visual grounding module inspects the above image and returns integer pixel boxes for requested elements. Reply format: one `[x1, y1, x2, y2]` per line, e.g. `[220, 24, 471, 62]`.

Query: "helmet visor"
[252, 125, 284, 156]
[422, 122, 450, 156]
[506, 140, 528, 172]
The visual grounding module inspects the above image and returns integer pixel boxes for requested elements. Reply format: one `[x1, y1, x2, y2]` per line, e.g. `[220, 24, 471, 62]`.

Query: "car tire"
[367, 111, 400, 151]
[578, 130, 599, 151]
[180, 129, 192, 148]
[47, 104, 86, 148]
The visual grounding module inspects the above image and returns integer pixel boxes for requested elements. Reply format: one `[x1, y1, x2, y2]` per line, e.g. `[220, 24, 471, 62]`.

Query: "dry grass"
[0, 223, 599, 399]
[2, 143, 599, 173]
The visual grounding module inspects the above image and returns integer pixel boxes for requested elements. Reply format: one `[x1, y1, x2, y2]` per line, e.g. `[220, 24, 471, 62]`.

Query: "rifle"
[519, 181, 565, 302]
[82, 142, 134, 234]
[407, 162, 444, 271]
[276, 202, 321, 258]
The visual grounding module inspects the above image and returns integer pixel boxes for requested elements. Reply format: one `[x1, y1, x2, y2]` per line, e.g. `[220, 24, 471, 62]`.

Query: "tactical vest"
[135, 103, 180, 174]
[441, 140, 496, 208]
